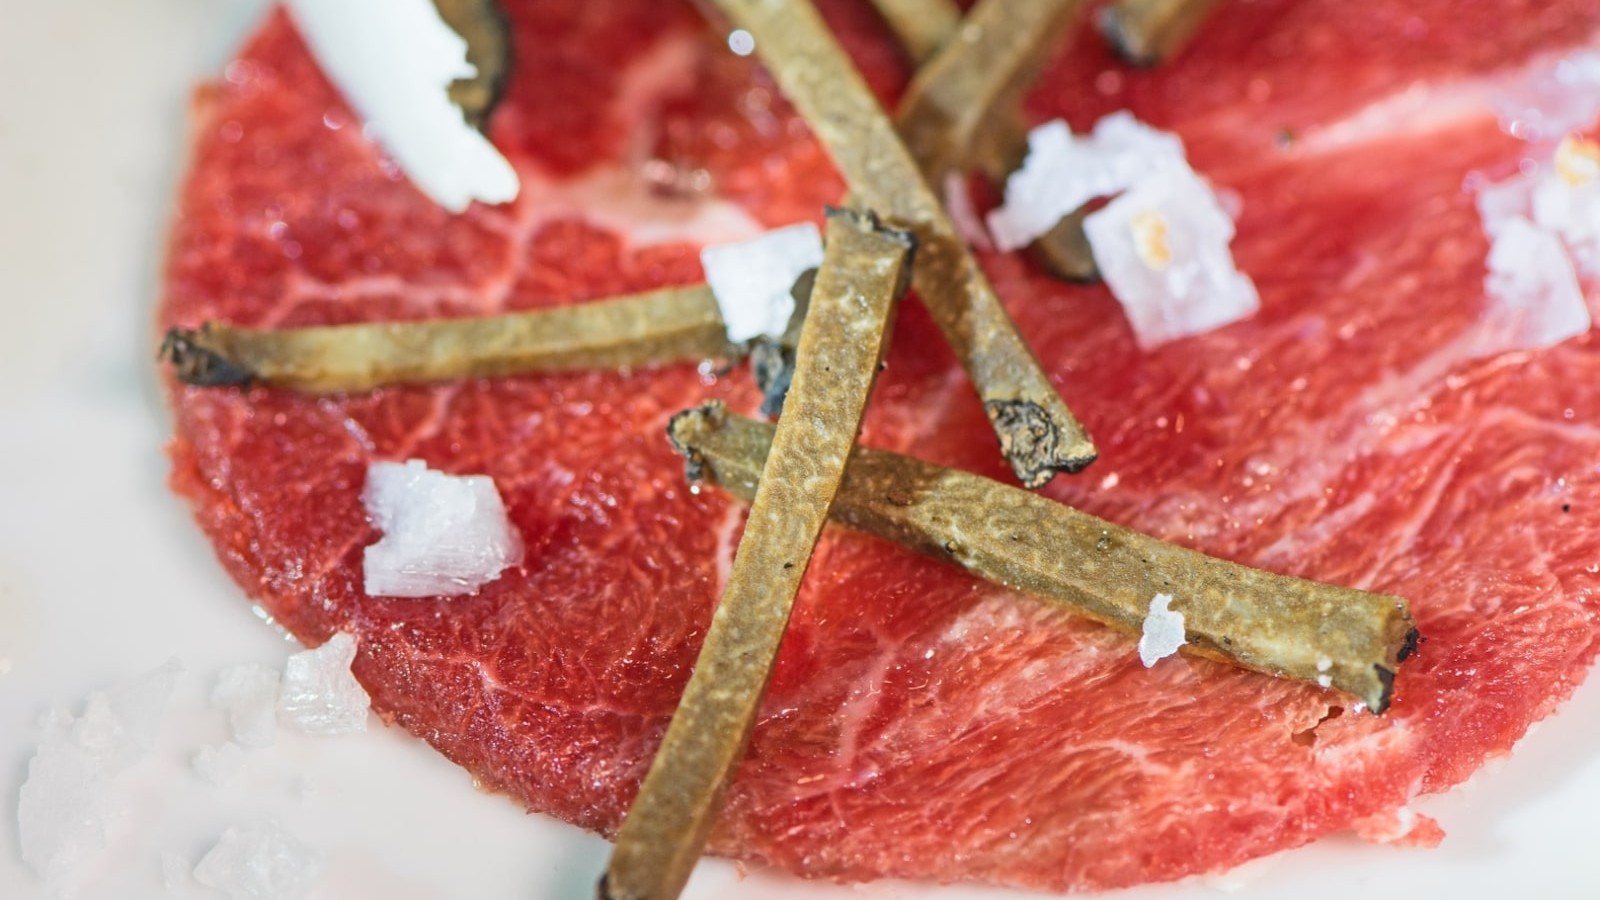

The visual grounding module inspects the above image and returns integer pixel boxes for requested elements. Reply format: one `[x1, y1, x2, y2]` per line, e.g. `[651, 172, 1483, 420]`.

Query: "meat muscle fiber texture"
[162, 0, 1600, 891]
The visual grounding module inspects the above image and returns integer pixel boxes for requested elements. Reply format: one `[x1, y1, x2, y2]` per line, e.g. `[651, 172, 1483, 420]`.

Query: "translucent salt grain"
[1137, 593, 1186, 667]
[283, 0, 519, 212]
[699, 222, 824, 343]
[193, 741, 248, 787]
[278, 632, 370, 735]
[1483, 215, 1590, 351]
[212, 663, 281, 748]
[1085, 165, 1260, 349]
[193, 821, 326, 900]
[1475, 173, 1535, 238]
[1495, 49, 1600, 144]
[162, 851, 196, 893]
[1531, 137, 1600, 274]
[17, 660, 181, 886]
[362, 458, 523, 597]
[987, 112, 1185, 251]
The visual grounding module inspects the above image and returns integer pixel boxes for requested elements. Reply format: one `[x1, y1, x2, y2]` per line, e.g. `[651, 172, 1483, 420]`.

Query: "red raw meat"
[161, 0, 1600, 891]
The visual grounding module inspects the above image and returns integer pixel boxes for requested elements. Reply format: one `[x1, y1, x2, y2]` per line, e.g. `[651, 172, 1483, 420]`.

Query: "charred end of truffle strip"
[1362, 619, 1419, 713]
[433, 0, 511, 129]
[666, 402, 727, 485]
[986, 398, 1098, 486]
[827, 205, 920, 286]
[159, 326, 254, 388]
[1397, 626, 1422, 662]
[751, 267, 818, 418]
[750, 340, 797, 419]
[1373, 665, 1398, 714]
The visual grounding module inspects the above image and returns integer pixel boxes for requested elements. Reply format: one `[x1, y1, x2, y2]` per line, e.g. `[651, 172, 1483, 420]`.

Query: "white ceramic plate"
[3, 2, 1599, 898]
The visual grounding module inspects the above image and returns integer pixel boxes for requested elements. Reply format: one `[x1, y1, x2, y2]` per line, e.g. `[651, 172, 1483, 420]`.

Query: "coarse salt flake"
[17, 661, 181, 887]
[212, 663, 281, 748]
[1555, 134, 1600, 186]
[987, 112, 1185, 251]
[1085, 164, 1260, 349]
[1484, 215, 1590, 351]
[700, 222, 824, 343]
[362, 458, 523, 598]
[1476, 82, 1600, 351]
[1129, 210, 1173, 269]
[1495, 49, 1600, 144]
[278, 633, 370, 736]
[1137, 593, 1185, 667]
[283, 0, 519, 212]
[193, 821, 326, 900]
[1532, 142, 1600, 274]
[193, 741, 249, 787]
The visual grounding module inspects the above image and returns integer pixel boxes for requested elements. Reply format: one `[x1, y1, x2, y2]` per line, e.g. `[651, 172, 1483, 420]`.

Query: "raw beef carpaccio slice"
[161, 0, 1600, 891]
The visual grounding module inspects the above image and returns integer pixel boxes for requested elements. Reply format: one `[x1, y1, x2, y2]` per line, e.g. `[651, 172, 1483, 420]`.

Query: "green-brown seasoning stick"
[162, 2, 1107, 400]
[159, 284, 732, 394]
[894, 0, 1085, 189]
[866, 0, 963, 65]
[890, 0, 1100, 281]
[668, 405, 1420, 713]
[710, 0, 1097, 488]
[432, 0, 510, 129]
[599, 209, 916, 900]
[1099, 0, 1225, 66]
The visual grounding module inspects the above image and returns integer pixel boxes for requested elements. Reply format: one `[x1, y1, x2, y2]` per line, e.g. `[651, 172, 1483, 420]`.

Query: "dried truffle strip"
[159, 284, 730, 394]
[895, 0, 1084, 189]
[601, 210, 915, 900]
[711, 0, 1097, 488]
[867, 0, 963, 65]
[1099, 0, 1225, 66]
[667, 404, 1419, 713]
[432, 0, 511, 129]
[890, 0, 1099, 280]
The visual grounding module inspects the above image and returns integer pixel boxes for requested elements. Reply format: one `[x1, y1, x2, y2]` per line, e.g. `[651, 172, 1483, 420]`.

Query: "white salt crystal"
[193, 821, 326, 900]
[987, 112, 1185, 251]
[362, 458, 523, 597]
[1085, 164, 1260, 349]
[1495, 49, 1600, 143]
[1531, 136, 1600, 274]
[283, 0, 519, 212]
[162, 850, 196, 893]
[1483, 215, 1590, 350]
[278, 632, 370, 735]
[17, 660, 181, 886]
[193, 741, 248, 787]
[1475, 173, 1535, 238]
[1137, 593, 1185, 667]
[700, 222, 824, 343]
[212, 663, 281, 748]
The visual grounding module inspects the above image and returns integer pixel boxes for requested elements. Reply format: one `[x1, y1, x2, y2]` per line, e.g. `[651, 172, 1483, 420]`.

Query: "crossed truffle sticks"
[158, 4, 1410, 900]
